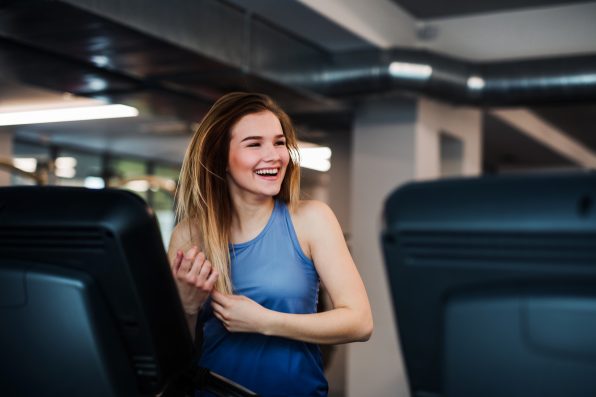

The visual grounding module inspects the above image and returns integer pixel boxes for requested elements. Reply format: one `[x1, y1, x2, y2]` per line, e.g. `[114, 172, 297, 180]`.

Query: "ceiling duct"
[68, 0, 596, 108]
[56, 0, 340, 113]
[0, 0, 343, 122]
[2, 0, 595, 110]
[279, 48, 596, 106]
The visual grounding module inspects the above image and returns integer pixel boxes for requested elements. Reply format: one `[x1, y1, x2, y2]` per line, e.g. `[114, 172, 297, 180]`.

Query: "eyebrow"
[240, 134, 285, 143]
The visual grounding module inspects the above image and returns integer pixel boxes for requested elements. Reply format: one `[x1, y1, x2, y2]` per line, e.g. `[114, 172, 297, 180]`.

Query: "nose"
[263, 143, 281, 162]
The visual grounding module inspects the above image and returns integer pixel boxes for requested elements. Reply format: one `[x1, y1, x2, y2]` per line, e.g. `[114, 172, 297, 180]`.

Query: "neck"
[230, 194, 275, 236]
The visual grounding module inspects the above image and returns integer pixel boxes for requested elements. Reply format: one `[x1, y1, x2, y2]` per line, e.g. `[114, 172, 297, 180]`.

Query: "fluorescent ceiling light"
[0, 104, 138, 126]
[389, 62, 433, 80]
[55, 156, 77, 179]
[55, 156, 77, 169]
[91, 55, 109, 67]
[298, 146, 332, 172]
[87, 78, 107, 91]
[55, 167, 76, 179]
[84, 176, 105, 189]
[125, 180, 150, 192]
[467, 75, 485, 90]
[13, 157, 37, 173]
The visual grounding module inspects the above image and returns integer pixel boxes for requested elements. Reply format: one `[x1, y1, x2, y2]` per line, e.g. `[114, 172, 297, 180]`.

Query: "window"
[55, 149, 102, 188]
[11, 141, 50, 186]
[153, 164, 180, 249]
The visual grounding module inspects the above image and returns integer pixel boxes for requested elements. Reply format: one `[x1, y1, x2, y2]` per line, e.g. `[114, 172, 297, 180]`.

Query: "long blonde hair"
[176, 92, 301, 294]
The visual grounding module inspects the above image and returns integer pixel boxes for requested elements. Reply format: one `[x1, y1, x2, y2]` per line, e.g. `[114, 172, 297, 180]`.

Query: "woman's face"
[227, 110, 290, 200]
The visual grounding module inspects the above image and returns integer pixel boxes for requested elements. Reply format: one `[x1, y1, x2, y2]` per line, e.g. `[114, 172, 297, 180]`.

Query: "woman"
[168, 92, 372, 396]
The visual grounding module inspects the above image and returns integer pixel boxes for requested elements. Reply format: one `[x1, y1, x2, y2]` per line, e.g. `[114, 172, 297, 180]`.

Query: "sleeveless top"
[197, 200, 328, 397]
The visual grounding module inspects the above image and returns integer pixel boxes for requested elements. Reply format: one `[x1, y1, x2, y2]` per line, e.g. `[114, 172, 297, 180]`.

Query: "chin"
[258, 185, 282, 197]
[262, 189, 282, 197]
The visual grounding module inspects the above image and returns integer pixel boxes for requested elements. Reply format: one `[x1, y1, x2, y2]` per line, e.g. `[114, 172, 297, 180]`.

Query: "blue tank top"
[197, 200, 328, 396]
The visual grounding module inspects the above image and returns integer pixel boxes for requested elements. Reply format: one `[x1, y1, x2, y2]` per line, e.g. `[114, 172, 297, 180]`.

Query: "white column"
[416, 98, 482, 179]
[325, 128, 352, 397]
[347, 97, 482, 397]
[0, 129, 13, 186]
[348, 98, 416, 397]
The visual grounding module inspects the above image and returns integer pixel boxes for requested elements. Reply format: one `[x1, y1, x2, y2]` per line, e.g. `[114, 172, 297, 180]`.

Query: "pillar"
[347, 97, 481, 397]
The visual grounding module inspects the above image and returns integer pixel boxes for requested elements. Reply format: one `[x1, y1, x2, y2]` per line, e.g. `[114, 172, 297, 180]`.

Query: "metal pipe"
[284, 49, 596, 106]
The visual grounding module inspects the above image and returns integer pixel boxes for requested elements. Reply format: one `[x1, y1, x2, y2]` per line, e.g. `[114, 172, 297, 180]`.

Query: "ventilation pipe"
[14, 1, 596, 107]
[279, 49, 596, 106]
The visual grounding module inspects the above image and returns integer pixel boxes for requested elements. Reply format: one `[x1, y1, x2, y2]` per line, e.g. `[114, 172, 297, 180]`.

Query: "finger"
[211, 290, 227, 305]
[190, 252, 207, 277]
[212, 310, 222, 321]
[201, 269, 218, 290]
[185, 246, 198, 259]
[195, 260, 212, 284]
[211, 301, 227, 317]
[212, 311, 229, 329]
[179, 246, 197, 274]
[171, 250, 183, 273]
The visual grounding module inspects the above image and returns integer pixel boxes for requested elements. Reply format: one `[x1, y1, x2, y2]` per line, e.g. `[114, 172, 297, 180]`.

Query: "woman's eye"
[247, 143, 260, 147]
[275, 141, 286, 146]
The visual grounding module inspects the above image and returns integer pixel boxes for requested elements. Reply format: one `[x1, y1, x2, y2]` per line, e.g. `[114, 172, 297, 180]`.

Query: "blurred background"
[1, 1, 595, 395]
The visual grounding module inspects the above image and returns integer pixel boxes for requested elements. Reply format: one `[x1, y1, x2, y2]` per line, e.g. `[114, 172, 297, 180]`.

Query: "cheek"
[228, 151, 253, 173]
[280, 148, 291, 166]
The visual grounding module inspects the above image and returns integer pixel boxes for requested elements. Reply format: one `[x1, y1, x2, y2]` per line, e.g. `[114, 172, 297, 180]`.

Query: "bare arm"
[211, 201, 373, 344]
[167, 220, 218, 336]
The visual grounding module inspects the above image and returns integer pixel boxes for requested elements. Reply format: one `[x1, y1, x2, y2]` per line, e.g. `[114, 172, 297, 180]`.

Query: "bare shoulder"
[167, 217, 202, 257]
[291, 200, 339, 242]
[292, 199, 335, 225]
[290, 200, 334, 259]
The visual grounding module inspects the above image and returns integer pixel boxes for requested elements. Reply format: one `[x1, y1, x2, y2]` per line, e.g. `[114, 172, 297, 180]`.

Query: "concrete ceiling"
[1, 0, 595, 171]
[389, 0, 591, 20]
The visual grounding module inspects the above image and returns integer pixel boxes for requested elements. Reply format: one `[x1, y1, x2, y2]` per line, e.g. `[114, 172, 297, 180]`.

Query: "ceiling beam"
[490, 108, 596, 169]
[426, 2, 596, 61]
[296, 0, 417, 48]
[297, 1, 596, 61]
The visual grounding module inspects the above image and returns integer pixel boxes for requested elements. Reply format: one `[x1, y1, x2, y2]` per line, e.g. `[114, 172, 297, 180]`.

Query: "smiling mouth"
[255, 168, 279, 177]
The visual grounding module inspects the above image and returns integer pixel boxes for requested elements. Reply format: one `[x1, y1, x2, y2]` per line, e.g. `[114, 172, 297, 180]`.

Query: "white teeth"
[255, 168, 278, 176]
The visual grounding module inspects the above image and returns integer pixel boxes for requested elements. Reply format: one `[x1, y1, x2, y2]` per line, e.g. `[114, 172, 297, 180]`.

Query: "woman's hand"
[211, 291, 272, 334]
[171, 246, 219, 316]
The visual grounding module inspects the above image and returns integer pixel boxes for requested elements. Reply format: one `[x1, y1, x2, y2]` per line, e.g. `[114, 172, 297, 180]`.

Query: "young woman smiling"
[168, 92, 372, 396]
